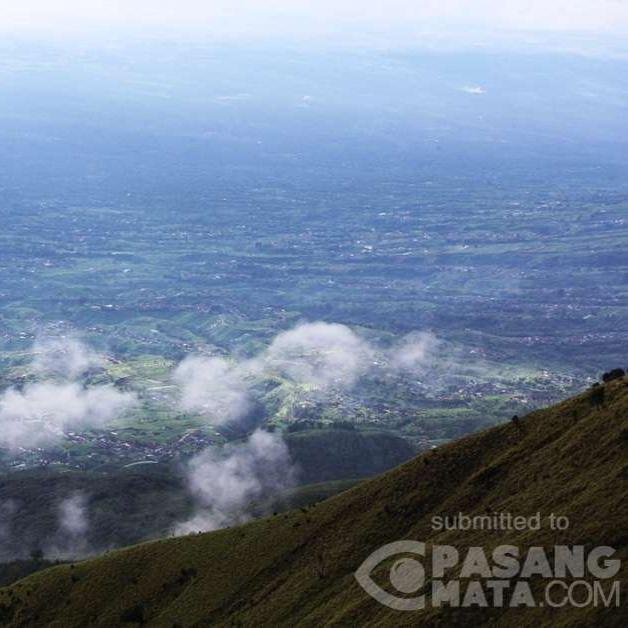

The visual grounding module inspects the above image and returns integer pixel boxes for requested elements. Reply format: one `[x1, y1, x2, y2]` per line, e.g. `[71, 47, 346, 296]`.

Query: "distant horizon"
[1, 1, 628, 58]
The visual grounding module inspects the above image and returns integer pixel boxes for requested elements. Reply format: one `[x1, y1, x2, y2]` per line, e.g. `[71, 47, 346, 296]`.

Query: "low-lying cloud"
[175, 429, 296, 535]
[264, 321, 375, 390]
[32, 335, 103, 380]
[173, 321, 437, 426]
[388, 331, 440, 373]
[47, 492, 90, 559]
[0, 382, 137, 450]
[170, 323, 437, 536]
[0, 337, 137, 451]
[173, 355, 252, 425]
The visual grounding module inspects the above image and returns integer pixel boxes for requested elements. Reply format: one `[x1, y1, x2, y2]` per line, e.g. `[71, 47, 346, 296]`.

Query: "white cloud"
[173, 322, 438, 426]
[173, 322, 376, 426]
[58, 492, 89, 537]
[46, 492, 91, 559]
[388, 331, 440, 372]
[172, 355, 251, 425]
[32, 335, 103, 380]
[175, 429, 295, 534]
[263, 322, 375, 390]
[0, 382, 137, 450]
[0, 337, 137, 451]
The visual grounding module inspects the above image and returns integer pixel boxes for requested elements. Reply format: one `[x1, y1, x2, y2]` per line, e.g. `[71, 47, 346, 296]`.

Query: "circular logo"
[390, 557, 425, 594]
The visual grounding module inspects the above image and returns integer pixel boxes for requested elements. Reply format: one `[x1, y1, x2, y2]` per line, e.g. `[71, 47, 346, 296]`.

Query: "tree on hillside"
[602, 368, 625, 383]
[590, 384, 605, 408]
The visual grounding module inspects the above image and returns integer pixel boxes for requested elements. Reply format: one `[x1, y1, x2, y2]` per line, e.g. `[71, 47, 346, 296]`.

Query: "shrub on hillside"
[602, 368, 625, 383]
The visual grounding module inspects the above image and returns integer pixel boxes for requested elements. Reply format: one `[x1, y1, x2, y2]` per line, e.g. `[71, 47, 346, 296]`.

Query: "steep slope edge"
[1, 379, 627, 627]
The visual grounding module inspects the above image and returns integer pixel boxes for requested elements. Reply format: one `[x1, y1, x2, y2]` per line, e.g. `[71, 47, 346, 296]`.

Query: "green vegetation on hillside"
[2, 378, 626, 626]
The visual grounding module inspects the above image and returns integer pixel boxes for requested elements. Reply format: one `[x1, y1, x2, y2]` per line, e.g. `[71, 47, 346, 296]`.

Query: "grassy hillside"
[1, 378, 627, 627]
[0, 560, 61, 589]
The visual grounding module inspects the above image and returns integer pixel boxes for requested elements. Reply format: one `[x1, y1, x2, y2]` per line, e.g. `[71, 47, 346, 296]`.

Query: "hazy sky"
[2, 1, 628, 46]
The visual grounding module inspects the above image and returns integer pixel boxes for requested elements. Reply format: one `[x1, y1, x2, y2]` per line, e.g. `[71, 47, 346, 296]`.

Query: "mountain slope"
[1, 378, 627, 627]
